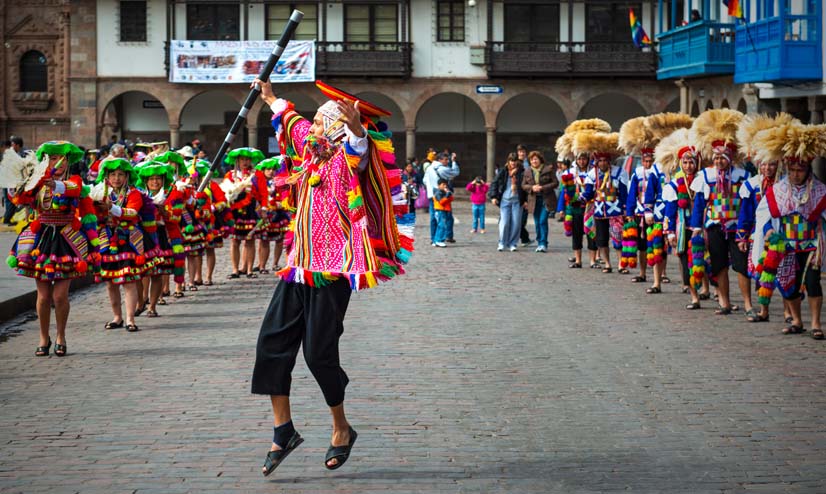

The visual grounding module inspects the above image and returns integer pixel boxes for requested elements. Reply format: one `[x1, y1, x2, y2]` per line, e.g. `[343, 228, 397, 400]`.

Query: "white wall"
[409, 0, 487, 78]
[97, 0, 167, 77]
[122, 92, 170, 131]
[248, 3, 265, 40]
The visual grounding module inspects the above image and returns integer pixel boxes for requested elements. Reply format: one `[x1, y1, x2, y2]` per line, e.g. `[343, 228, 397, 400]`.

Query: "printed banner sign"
[169, 40, 315, 84]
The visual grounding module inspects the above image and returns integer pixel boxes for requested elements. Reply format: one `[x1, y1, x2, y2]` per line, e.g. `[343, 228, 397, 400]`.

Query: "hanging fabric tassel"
[620, 220, 638, 270]
[646, 223, 664, 267]
[689, 231, 706, 290]
[756, 232, 785, 306]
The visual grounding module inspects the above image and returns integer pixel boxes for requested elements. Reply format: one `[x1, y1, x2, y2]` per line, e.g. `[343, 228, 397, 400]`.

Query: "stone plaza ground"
[1, 201, 825, 493]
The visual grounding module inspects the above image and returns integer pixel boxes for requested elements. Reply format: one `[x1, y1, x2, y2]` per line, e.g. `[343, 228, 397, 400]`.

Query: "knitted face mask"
[317, 100, 347, 143]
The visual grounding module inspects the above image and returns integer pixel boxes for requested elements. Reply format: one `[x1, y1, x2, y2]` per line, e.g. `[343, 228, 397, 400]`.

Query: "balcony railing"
[315, 42, 412, 78]
[485, 42, 657, 77]
[656, 21, 735, 80]
[734, 13, 822, 83]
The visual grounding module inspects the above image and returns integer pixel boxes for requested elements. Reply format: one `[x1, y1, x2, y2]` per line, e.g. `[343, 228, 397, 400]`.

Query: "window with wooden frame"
[437, 0, 465, 42]
[20, 51, 48, 92]
[186, 3, 240, 40]
[266, 3, 318, 41]
[344, 4, 398, 50]
[120, 0, 147, 42]
[586, 2, 642, 44]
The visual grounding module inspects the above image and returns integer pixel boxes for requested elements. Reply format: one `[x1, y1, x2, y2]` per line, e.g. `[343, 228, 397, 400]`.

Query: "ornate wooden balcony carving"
[315, 42, 412, 78]
[486, 42, 657, 78]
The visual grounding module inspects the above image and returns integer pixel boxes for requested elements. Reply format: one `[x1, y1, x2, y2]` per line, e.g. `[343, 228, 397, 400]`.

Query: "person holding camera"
[466, 176, 489, 233]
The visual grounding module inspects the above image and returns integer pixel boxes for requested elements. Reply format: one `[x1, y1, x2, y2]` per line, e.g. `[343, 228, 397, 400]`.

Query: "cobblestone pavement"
[1, 201, 825, 493]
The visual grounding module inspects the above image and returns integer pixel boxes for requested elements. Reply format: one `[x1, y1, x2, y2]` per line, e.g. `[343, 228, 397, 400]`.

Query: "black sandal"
[811, 328, 824, 340]
[745, 309, 769, 323]
[247, 273, 259, 279]
[262, 431, 304, 477]
[104, 320, 124, 330]
[618, 268, 630, 275]
[187, 284, 198, 292]
[662, 276, 671, 284]
[126, 324, 140, 332]
[259, 268, 269, 275]
[228, 272, 240, 279]
[589, 263, 600, 269]
[646, 286, 661, 294]
[568, 257, 576, 263]
[173, 291, 184, 298]
[631, 276, 647, 283]
[699, 292, 711, 301]
[158, 297, 167, 306]
[325, 427, 358, 470]
[203, 281, 214, 286]
[715, 306, 732, 315]
[54, 342, 67, 357]
[685, 302, 701, 310]
[146, 310, 159, 318]
[134, 303, 147, 317]
[602, 267, 613, 274]
[35, 339, 51, 357]
[569, 263, 582, 269]
[782, 325, 805, 335]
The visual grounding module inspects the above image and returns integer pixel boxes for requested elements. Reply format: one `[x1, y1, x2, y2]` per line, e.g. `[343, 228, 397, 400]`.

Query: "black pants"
[570, 210, 596, 251]
[707, 225, 747, 277]
[520, 208, 530, 243]
[784, 251, 823, 300]
[636, 217, 648, 252]
[594, 218, 610, 248]
[251, 277, 352, 407]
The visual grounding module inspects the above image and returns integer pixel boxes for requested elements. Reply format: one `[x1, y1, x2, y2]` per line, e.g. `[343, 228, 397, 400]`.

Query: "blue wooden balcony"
[657, 20, 736, 79]
[734, 1, 822, 83]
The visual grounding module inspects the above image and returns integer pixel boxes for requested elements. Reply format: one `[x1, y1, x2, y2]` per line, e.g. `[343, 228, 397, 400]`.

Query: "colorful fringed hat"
[96, 157, 137, 185]
[619, 117, 654, 157]
[655, 128, 695, 177]
[690, 109, 744, 162]
[35, 141, 84, 164]
[224, 147, 265, 166]
[315, 80, 392, 119]
[135, 160, 175, 188]
[754, 123, 826, 166]
[256, 156, 285, 172]
[573, 132, 620, 160]
[153, 150, 187, 176]
[736, 112, 799, 161]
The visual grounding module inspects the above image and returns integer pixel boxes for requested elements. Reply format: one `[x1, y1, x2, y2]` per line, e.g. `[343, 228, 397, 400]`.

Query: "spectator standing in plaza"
[522, 151, 558, 252]
[422, 151, 460, 245]
[516, 144, 532, 246]
[432, 179, 453, 247]
[401, 162, 419, 215]
[466, 176, 489, 234]
[489, 152, 526, 251]
[2, 140, 16, 224]
[555, 155, 569, 222]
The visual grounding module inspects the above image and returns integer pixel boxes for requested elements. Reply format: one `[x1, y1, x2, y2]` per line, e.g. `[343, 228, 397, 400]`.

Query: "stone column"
[486, 126, 496, 182]
[675, 79, 689, 114]
[169, 122, 181, 149]
[405, 126, 416, 160]
[808, 96, 824, 124]
[247, 121, 259, 150]
[68, 0, 98, 147]
[741, 84, 760, 114]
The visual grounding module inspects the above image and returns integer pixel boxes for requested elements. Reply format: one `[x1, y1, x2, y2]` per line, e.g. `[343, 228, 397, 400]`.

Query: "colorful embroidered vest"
[594, 170, 621, 217]
[781, 212, 818, 252]
[707, 182, 741, 224]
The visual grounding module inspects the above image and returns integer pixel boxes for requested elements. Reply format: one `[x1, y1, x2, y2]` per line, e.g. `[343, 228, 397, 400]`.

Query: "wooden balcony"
[315, 42, 413, 79]
[485, 42, 657, 78]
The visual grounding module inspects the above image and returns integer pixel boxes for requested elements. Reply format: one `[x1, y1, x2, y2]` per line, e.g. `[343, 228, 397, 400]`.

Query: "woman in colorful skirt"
[194, 159, 231, 286]
[151, 149, 187, 300]
[255, 156, 292, 273]
[135, 160, 185, 317]
[6, 141, 99, 357]
[95, 158, 157, 332]
[222, 147, 268, 278]
[176, 170, 207, 292]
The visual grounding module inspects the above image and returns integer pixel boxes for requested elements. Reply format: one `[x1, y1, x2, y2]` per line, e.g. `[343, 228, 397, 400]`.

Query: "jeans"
[533, 205, 549, 247]
[429, 200, 437, 242]
[498, 199, 522, 248]
[445, 210, 454, 240]
[434, 210, 449, 243]
[472, 204, 486, 231]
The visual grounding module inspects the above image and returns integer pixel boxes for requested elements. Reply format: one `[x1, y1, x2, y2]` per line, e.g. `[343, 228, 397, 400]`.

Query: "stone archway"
[496, 92, 567, 165]
[179, 90, 244, 156]
[577, 93, 647, 131]
[691, 100, 701, 116]
[99, 90, 170, 147]
[737, 98, 747, 113]
[254, 91, 321, 156]
[415, 92, 486, 181]
[705, 100, 714, 110]
[720, 99, 730, 109]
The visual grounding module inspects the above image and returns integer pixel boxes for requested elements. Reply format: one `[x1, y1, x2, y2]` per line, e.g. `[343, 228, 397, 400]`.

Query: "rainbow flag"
[723, 0, 744, 18]
[630, 9, 651, 48]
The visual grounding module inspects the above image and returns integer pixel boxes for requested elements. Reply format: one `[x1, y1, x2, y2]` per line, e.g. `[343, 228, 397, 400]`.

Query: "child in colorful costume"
[250, 79, 413, 475]
[178, 163, 208, 290]
[578, 131, 625, 272]
[94, 157, 158, 333]
[222, 147, 268, 278]
[255, 156, 292, 273]
[193, 158, 230, 285]
[689, 109, 752, 316]
[750, 122, 826, 338]
[150, 149, 187, 300]
[135, 159, 185, 317]
[5, 141, 99, 357]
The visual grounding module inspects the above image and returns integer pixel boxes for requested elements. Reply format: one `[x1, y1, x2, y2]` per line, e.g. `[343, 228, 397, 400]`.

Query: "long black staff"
[197, 9, 304, 192]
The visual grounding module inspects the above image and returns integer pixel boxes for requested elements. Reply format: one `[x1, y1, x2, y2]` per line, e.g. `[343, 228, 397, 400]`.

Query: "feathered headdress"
[573, 131, 620, 159]
[554, 133, 575, 160]
[565, 118, 611, 134]
[754, 123, 826, 168]
[690, 109, 744, 161]
[654, 128, 693, 177]
[618, 117, 653, 156]
[645, 113, 694, 150]
[736, 112, 798, 160]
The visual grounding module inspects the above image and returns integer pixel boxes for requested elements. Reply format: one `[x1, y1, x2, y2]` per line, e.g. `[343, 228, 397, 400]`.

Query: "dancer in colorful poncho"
[250, 78, 413, 475]
[222, 147, 268, 278]
[6, 141, 98, 357]
[751, 123, 826, 338]
[94, 158, 157, 333]
[255, 156, 292, 273]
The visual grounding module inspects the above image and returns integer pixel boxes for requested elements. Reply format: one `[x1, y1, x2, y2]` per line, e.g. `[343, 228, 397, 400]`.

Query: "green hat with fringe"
[187, 159, 211, 179]
[224, 147, 265, 166]
[96, 157, 137, 185]
[135, 160, 175, 189]
[255, 156, 284, 171]
[155, 151, 187, 175]
[35, 141, 84, 164]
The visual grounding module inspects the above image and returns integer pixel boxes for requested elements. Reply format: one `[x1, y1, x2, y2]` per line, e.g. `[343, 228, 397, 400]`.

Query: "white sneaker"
[497, 245, 504, 252]
[509, 246, 517, 252]
[536, 245, 547, 252]
[434, 242, 447, 248]
[470, 229, 477, 234]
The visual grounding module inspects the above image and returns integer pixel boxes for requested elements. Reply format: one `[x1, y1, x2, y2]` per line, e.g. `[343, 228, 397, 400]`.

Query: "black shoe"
[325, 427, 358, 470]
[446, 238, 456, 244]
